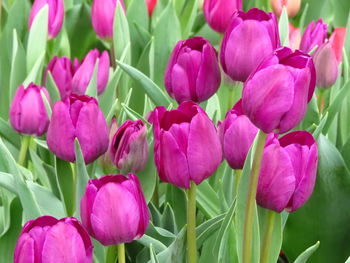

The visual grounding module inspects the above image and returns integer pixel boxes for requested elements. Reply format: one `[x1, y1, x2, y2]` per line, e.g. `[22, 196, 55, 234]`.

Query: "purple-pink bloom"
[10, 83, 50, 136]
[80, 174, 150, 246]
[47, 94, 109, 164]
[242, 47, 316, 134]
[14, 216, 93, 263]
[28, 0, 64, 39]
[149, 101, 222, 189]
[300, 19, 327, 53]
[257, 131, 318, 213]
[164, 36, 221, 104]
[220, 8, 280, 82]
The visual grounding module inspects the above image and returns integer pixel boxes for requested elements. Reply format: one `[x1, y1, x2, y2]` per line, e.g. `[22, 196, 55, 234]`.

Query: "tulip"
[91, 0, 125, 39]
[72, 49, 110, 96]
[300, 19, 327, 53]
[218, 99, 258, 170]
[10, 83, 50, 136]
[220, 8, 280, 82]
[80, 174, 150, 246]
[47, 94, 109, 164]
[164, 36, 221, 104]
[329, 27, 346, 63]
[149, 101, 222, 188]
[145, 0, 157, 17]
[257, 131, 318, 212]
[203, 0, 242, 33]
[101, 117, 119, 168]
[28, 0, 64, 39]
[270, 0, 301, 18]
[242, 47, 316, 134]
[14, 216, 93, 263]
[289, 23, 301, 50]
[110, 120, 148, 173]
[313, 42, 339, 89]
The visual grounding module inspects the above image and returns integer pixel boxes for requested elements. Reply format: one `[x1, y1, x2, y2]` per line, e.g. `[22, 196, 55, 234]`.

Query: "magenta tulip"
[28, 0, 64, 39]
[220, 8, 280, 82]
[164, 36, 221, 104]
[149, 101, 222, 189]
[242, 47, 316, 134]
[10, 83, 50, 136]
[47, 94, 109, 164]
[14, 216, 93, 263]
[300, 19, 327, 53]
[80, 174, 150, 246]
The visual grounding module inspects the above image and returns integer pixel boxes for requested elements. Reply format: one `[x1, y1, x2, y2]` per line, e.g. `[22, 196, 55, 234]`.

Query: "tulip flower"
[91, 0, 125, 39]
[164, 36, 221, 104]
[218, 99, 258, 170]
[300, 19, 327, 53]
[203, 0, 242, 33]
[72, 49, 110, 96]
[14, 216, 93, 263]
[242, 47, 316, 134]
[313, 42, 339, 89]
[80, 174, 150, 246]
[110, 120, 148, 173]
[47, 94, 109, 164]
[10, 83, 50, 136]
[149, 101, 222, 189]
[270, 0, 301, 18]
[329, 27, 346, 63]
[145, 0, 157, 16]
[257, 131, 318, 212]
[289, 23, 301, 50]
[28, 0, 64, 39]
[101, 117, 119, 168]
[220, 8, 280, 82]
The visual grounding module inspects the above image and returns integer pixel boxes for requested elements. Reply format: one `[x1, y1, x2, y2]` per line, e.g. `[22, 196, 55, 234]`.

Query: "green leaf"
[29, 148, 51, 189]
[294, 241, 320, 263]
[0, 118, 20, 148]
[298, 3, 309, 32]
[278, 7, 289, 46]
[113, 1, 131, 63]
[161, 204, 177, 233]
[180, 0, 198, 38]
[23, 52, 45, 86]
[45, 71, 61, 103]
[150, 244, 161, 263]
[156, 227, 186, 263]
[197, 180, 221, 218]
[137, 234, 168, 253]
[196, 214, 225, 248]
[40, 89, 52, 119]
[85, 59, 99, 98]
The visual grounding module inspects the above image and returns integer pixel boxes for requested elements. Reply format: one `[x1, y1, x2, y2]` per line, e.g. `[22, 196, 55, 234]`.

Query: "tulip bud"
[72, 49, 110, 96]
[145, 0, 157, 16]
[14, 216, 93, 263]
[220, 8, 280, 82]
[242, 47, 316, 134]
[257, 131, 318, 213]
[149, 101, 222, 189]
[47, 94, 109, 164]
[80, 174, 150, 246]
[203, 0, 242, 33]
[270, 0, 301, 18]
[329, 27, 346, 63]
[289, 23, 301, 50]
[313, 42, 339, 89]
[91, 0, 125, 39]
[300, 19, 327, 53]
[10, 83, 50, 136]
[110, 120, 149, 173]
[28, 0, 64, 39]
[164, 36, 221, 104]
[101, 117, 119, 168]
[218, 99, 258, 169]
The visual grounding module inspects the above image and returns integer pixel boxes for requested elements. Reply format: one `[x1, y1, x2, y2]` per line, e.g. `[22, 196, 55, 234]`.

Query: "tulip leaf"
[197, 180, 221, 218]
[293, 241, 320, 263]
[150, 244, 161, 263]
[29, 149, 51, 189]
[180, 0, 198, 38]
[137, 234, 168, 253]
[121, 103, 150, 125]
[45, 71, 61, 104]
[312, 112, 328, 140]
[23, 52, 45, 87]
[165, 184, 187, 230]
[155, 227, 186, 263]
[40, 89, 52, 119]
[196, 214, 225, 248]
[299, 3, 309, 32]
[26, 4, 48, 72]
[160, 204, 177, 234]
[0, 118, 20, 148]
[85, 58, 99, 98]
[113, 1, 131, 63]
[278, 7, 289, 47]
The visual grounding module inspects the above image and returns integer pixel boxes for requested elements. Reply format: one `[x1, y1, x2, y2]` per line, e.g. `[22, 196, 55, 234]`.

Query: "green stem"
[317, 89, 325, 114]
[152, 177, 159, 208]
[187, 181, 197, 263]
[0, 0, 2, 35]
[117, 243, 125, 263]
[234, 169, 242, 197]
[228, 86, 235, 111]
[110, 41, 116, 70]
[106, 245, 117, 263]
[260, 210, 277, 263]
[18, 136, 31, 166]
[71, 163, 77, 217]
[242, 130, 267, 263]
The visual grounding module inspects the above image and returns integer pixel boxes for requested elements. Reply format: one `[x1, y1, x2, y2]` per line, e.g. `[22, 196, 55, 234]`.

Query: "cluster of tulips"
[5, 0, 347, 262]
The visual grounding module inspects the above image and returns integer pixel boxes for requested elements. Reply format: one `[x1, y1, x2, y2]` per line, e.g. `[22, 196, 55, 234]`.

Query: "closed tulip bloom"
[72, 49, 110, 95]
[14, 216, 93, 263]
[91, 0, 125, 39]
[220, 8, 280, 82]
[10, 84, 50, 136]
[47, 94, 109, 164]
[270, 0, 301, 18]
[218, 99, 258, 169]
[257, 131, 318, 212]
[313, 42, 339, 89]
[145, 0, 157, 16]
[164, 36, 221, 104]
[300, 19, 327, 53]
[203, 0, 242, 33]
[80, 174, 150, 246]
[149, 101, 222, 189]
[110, 120, 148, 173]
[242, 47, 316, 134]
[28, 0, 64, 39]
[329, 27, 346, 63]
[289, 23, 301, 50]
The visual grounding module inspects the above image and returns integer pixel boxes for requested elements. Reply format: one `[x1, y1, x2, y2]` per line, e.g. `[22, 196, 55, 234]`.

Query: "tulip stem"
[117, 243, 125, 263]
[18, 136, 31, 166]
[242, 130, 267, 263]
[234, 169, 242, 197]
[260, 210, 277, 263]
[317, 89, 325, 114]
[110, 42, 116, 70]
[187, 180, 197, 263]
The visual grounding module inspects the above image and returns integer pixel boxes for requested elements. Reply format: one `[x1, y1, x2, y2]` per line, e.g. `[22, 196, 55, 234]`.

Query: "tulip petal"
[80, 183, 98, 235]
[14, 234, 35, 263]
